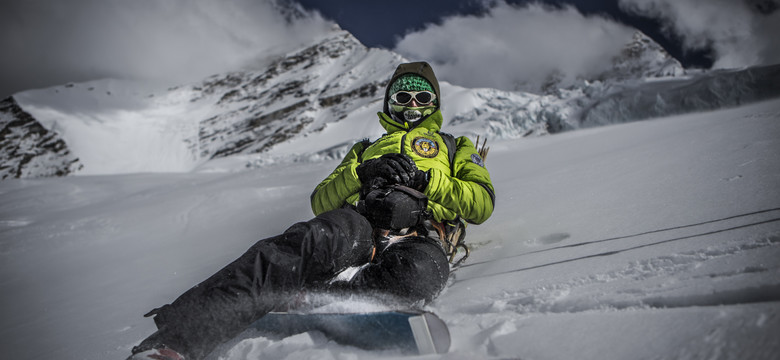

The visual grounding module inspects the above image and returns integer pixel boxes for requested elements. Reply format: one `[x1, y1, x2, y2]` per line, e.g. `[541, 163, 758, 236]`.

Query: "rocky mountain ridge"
[604, 31, 685, 81]
[0, 97, 82, 180]
[192, 30, 401, 160]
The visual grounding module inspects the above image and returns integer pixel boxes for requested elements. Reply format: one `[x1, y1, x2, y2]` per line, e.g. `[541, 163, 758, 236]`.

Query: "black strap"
[438, 131, 457, 177]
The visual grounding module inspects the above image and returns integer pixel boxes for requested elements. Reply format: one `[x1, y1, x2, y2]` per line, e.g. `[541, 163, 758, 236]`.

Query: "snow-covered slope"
[1, 97, 778, 360]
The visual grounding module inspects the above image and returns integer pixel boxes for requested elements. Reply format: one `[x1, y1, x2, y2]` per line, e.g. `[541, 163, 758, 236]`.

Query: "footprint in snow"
[526, 232, 570, 246]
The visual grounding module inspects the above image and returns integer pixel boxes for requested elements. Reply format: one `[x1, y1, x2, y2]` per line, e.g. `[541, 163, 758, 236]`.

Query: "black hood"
[382, 61, 441, 116]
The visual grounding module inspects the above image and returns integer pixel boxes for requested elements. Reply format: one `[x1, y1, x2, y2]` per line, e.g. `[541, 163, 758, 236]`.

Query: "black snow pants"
[137, 208, 450, 360]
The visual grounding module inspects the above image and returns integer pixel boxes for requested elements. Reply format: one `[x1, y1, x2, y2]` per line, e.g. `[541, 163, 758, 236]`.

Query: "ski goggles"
[390, 91, 436, 106]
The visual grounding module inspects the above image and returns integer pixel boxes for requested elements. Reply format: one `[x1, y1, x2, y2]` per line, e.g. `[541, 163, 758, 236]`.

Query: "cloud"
[619, 0, 780, 69]
[0, 0, 334, 97]
[392, 2, 636, 93]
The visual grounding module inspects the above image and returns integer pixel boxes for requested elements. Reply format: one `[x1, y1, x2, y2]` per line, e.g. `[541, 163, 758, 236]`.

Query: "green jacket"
[310, 109, 495, 224]
[311, 61, 494, 225]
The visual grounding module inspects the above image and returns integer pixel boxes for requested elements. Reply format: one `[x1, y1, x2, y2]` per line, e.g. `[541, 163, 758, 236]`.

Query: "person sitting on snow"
[129, 61, 495, 360]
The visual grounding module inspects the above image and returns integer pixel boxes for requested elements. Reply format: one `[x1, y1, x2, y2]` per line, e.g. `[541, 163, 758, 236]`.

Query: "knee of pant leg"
[314, 208, 373, 241]
[278, 208, 374, 281]
[373, 238, 450, 302]
[285, 208, 371, 238]
[286, 209, 373, 251]
[313, 208, 374, 267]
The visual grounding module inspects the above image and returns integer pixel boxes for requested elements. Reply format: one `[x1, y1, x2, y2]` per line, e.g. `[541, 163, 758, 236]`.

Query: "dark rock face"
[0, 97, 82, 180]
[194, 32, 398, 160]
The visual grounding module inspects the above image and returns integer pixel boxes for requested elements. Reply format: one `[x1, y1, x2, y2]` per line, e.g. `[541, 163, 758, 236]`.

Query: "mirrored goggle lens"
[391, 91, 435, 105]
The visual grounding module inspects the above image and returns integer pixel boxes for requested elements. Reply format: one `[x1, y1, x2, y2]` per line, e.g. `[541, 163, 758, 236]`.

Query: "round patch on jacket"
[471, 153, 485, 167]
[412, 137, 439, 158]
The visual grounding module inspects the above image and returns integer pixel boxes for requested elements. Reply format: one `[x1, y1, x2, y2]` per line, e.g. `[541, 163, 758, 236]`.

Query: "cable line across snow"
[460, 207, 780, 269]
[453, 209, 780, 284]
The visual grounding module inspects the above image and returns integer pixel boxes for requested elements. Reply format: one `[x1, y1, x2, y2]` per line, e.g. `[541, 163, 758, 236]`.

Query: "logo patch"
[412, 137, 439, 158]
[471, 153, 485, 167]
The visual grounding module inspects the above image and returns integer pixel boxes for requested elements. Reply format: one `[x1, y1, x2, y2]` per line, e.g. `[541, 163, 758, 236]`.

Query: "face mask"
[389, 103, 436, 126]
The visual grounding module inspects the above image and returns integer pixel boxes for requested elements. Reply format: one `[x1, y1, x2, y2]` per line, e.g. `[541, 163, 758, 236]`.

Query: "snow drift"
[1, 97, 778, 360]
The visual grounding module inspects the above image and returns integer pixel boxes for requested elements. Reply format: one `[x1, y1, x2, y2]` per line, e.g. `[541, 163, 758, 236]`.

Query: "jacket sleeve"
[310, 142, 366, 216]
[424, 136, 495, 224]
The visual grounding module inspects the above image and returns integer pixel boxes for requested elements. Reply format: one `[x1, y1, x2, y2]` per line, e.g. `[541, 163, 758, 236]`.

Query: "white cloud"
[619, 0, 780, 69]
[0, 0, 334, 97]
[393, 2, 636, 93]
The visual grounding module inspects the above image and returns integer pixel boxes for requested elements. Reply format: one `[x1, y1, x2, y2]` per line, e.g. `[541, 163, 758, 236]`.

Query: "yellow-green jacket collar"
[377, 109, 443, 134]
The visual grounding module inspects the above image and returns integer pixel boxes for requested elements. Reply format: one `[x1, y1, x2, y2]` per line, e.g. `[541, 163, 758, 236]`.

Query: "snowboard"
[247, 310, 450, 355]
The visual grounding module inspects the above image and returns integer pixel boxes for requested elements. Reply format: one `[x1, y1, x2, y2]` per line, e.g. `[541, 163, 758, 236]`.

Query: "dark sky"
[295, 0, 714, 68]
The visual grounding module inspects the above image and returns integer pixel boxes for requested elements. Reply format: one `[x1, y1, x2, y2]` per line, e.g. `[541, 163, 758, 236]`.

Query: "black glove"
[359, 176, 388, 201]
[356, 185, 429, 230]
[356, 153, 418, 186]
[408, 169, 430, 191]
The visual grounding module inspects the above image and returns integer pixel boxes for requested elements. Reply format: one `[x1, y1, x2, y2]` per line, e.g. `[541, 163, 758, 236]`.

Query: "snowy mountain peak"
[268, 0, 314, 24]
[7, 30, 402, 176]
[605, 31, 685, 81]
[192, 29, 402, 161]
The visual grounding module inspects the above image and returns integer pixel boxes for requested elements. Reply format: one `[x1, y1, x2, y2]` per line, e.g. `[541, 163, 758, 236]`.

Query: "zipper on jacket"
[400, 133, 407, 155]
